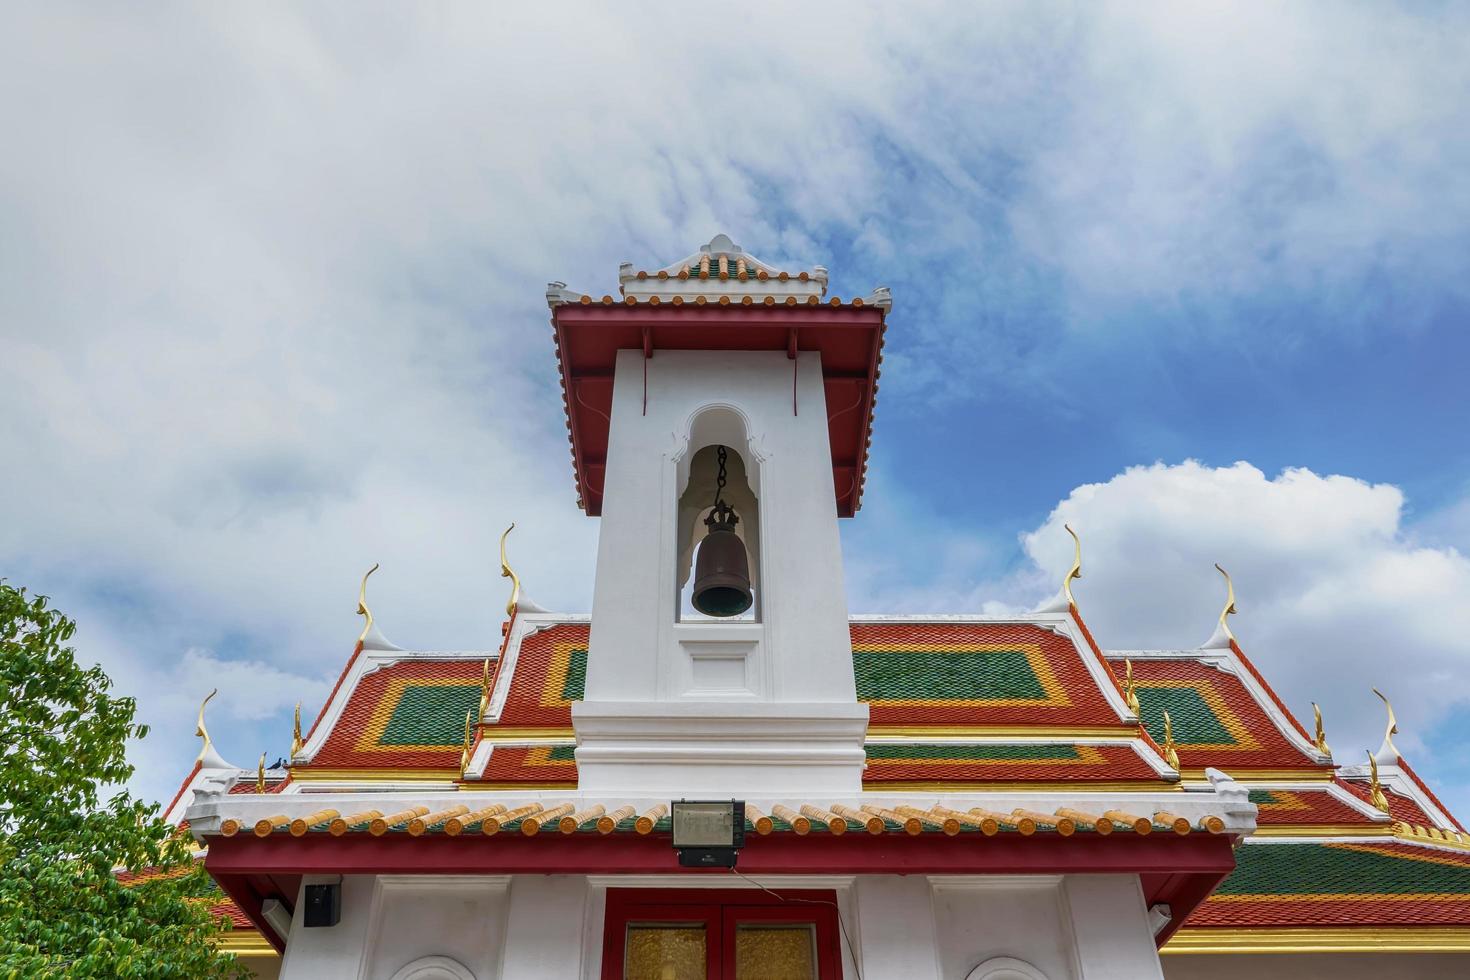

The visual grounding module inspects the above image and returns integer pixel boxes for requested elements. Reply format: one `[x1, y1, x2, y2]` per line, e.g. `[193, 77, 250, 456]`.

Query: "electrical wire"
[728, 867, 863, 980]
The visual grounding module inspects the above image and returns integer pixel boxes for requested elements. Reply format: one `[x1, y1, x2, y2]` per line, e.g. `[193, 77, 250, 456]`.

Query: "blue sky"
[2, 2, 1468, 814]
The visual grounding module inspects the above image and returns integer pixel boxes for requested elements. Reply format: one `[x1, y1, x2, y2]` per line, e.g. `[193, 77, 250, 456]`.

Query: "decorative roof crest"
[354, 563, 402, 651]
[356, 563, 379, 643]
[1062, 523, 1082, 608]
[1368, 750, 1391, 813]
[1200, 563, 1237, 649]
[290, 702, 304, 759]
[1311, 701, 1331, 756]
[500, 524, 520, 618]
[1372, 688, 1400, 763]
[1122, 658, 1140, 714]
[459, 709, 474, 779]
[1161, 708, 1181, 770]
[256, 753, 266, 794]
[478, 657, 493, 721]
[194, 689, 233, 769]
[1032, 523, 1083, 615]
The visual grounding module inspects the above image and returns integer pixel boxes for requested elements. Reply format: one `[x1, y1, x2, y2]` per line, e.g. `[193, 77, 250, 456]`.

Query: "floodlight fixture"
[671, 799, 745, 868]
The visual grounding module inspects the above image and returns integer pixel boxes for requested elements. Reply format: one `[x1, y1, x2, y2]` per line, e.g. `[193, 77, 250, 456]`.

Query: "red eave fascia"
[550, 303, 886, 518]
[205, 830, 1233, 948]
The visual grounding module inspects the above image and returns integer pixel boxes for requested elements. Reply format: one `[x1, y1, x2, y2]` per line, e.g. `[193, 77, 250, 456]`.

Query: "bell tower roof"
[547, 234, 892, 517]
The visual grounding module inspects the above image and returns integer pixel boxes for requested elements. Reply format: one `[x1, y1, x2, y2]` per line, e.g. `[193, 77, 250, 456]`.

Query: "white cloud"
[1012, 462, 1470, 796]
[850, 460, 1470, 809]
[1, 3, 1466, 809]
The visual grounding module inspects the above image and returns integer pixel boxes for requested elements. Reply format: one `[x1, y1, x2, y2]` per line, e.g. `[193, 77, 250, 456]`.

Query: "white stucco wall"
[271, 872, 1182, 980]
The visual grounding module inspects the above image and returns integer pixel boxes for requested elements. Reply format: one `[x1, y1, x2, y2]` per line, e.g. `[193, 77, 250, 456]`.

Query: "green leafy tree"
[0, 583, 247, 978]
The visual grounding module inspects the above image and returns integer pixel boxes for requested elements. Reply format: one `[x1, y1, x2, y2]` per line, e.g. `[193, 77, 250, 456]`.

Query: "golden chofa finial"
[1368, 750, 1390, 813]
[1064, 525, 1087, 608]
[1373, 688, 1400, 760]
[1062, 524, 1082, 607]
[478, 658, 493, 721]
[1312, 702, 1331, 756]
[256, 753, 267, 794]
[356, 563, 380, 643]
[1122, 658, 1140, 714]
[1161, 708, 1181, 770]
[195, 689, 218, 765]
[499, 523, 521, 618]
[459, 709, 474, 778]
[290, 702, 304, 758]
[1214, 563, 1237, 642]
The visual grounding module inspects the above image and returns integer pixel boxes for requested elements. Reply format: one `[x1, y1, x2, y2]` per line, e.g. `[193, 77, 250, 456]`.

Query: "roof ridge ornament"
[500, 523, 520, 617]
[1032, 524, 1083, 615]
[357, 563, 379, 643]
[459, 709, 474, 779]
[290, 702, 304, 759]
[1200, 564, 1237, 649]
[1368, 750, 1391, 812]
[1311, 701, 1331, 756]
[1122, 658, 1140, 714]
[1372, 688, 1400, 763]
[194, 689, 233, 769]
[478, 658, 493, 721]
[354, 562, 402, 651]
[1062, 523, 1082, 608]
[256, 753, 266, 794]
[1161, 708, 1181, 770]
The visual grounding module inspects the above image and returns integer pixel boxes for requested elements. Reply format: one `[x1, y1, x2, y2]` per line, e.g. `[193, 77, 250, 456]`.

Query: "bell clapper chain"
[706, 445, 739, 532]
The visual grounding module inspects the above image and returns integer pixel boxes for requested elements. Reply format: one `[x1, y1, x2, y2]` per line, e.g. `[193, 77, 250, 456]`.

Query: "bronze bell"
[691, 502, 753, 617]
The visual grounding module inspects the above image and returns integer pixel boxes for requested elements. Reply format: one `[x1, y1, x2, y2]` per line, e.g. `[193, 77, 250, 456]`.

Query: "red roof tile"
[1248, 788, 1380, 826]
[852, 622, 1123, 728]
[312, 658, 491, 769]
[1191, 841, 1470, 927]
[1126, 658, 1321, 771]
[1337, 775, 1441, 827]
[861, 741, 1162, 785]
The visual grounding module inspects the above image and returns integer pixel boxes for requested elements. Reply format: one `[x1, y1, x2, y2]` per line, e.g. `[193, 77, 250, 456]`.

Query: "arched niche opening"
[675, 407, 762, 622]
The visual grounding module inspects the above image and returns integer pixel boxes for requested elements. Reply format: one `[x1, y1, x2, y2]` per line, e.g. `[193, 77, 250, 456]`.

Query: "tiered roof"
[169, 238, 1468, 961]
[173, 587, 1470, 959]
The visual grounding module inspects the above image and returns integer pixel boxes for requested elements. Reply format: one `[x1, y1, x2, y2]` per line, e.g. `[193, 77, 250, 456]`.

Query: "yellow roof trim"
[862, 780, 1179, 793]
[289, 767, 461, 783]
[1180, 768, 1334, 782]
[479, 727, 576, 740]
[216, 930, 278, 958]
[1250, 824, 1394, 838]
[866, 725, 1140, 740]
[1163, 925, 1470, 954]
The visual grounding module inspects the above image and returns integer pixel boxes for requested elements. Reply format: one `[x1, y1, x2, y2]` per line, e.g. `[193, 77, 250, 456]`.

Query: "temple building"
[176, 237, 1470, 979]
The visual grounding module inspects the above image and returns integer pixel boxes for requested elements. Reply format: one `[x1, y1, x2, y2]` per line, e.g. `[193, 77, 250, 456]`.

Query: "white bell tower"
[549, 235, 891, 795]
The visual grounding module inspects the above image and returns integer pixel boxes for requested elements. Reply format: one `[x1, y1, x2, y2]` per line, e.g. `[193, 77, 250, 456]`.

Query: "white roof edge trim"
[1130, 737, 1182, 779]
[1104, 647, 1328, 768]
[292, 644, 501, 765]
[294, 646, 375, 765]
[1337, 763, 1458, 830]
[463, 740, 495, 781]
[1061, 610, 1137, 725]
[1215, 643, 1334, 766]
[485, 613, 574, 723]
[1225, 781, 1392, 822]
